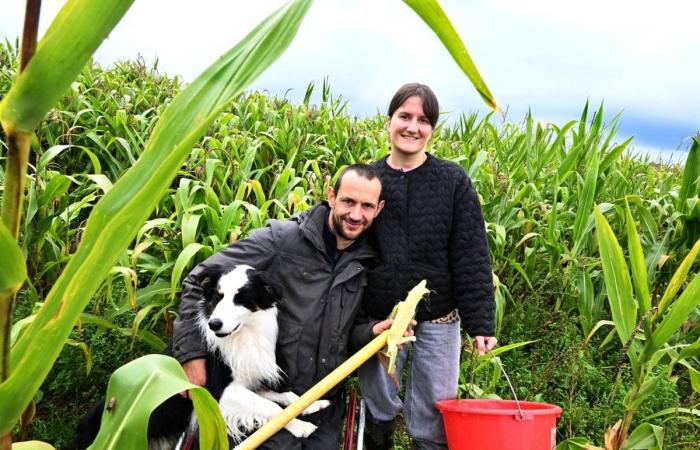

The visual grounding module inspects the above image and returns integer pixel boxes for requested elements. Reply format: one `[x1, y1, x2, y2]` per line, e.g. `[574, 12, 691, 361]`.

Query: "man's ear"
[327, 185, 336, 207]
[376, 199, 385, 217]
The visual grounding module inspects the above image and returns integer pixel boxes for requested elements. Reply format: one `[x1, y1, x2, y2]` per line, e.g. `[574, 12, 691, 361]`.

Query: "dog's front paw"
[301, 399, 331, 415]
[285, 418, 317, 438]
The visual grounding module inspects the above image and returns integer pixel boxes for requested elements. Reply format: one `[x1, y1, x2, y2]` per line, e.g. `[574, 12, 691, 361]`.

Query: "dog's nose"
[208, 318, 223, 332]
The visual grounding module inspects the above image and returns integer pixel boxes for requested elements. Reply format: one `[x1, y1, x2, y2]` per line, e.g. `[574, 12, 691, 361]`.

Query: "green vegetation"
[0, 1, 498, 448]
[2, 42, 697, 448]
[1, 9, 699, 450]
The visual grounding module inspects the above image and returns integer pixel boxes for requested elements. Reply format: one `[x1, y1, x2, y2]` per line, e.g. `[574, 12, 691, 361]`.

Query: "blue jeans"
[359, 320, 461, 449]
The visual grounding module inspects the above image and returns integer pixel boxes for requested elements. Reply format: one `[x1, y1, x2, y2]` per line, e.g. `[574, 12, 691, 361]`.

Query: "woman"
[360, 83, 497, 450]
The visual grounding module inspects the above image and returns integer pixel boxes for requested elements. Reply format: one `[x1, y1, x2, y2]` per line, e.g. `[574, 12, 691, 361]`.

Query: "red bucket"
[436, 399, 562, 450]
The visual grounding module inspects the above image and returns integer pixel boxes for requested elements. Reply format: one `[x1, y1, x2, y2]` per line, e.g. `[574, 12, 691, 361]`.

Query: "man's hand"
[373, 318, 417, 389]
[474, 336, 497, 356]
[180, 358, 206, 398]
[371, 318, 417, 338]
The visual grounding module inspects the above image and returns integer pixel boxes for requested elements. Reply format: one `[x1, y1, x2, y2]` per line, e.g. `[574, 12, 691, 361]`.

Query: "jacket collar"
[296, 202, 378, 261]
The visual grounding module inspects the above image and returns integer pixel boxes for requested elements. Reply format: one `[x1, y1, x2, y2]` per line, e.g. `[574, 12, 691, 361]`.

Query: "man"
[171, 164, 386, 449]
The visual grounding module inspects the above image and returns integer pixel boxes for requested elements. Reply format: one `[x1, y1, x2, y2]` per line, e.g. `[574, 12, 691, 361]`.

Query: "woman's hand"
[474, 336, 497, 355]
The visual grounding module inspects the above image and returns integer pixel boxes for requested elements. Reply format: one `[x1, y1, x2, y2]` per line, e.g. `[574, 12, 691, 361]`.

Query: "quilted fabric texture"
[364, 154, 495, 337]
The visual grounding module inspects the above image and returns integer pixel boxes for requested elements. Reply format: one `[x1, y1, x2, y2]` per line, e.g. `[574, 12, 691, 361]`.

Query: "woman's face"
[387, 95, 434, 157]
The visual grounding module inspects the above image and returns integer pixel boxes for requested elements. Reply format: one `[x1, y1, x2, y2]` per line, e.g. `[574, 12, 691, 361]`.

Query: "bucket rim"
[436, 399, 563, 416]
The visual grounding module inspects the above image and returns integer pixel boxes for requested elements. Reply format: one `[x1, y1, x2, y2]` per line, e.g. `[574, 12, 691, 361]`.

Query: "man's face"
[327, 171, 384, 249]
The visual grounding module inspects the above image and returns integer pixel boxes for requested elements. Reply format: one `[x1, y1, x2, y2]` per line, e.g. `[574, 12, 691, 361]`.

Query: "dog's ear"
[199, 267, 222, 301]
[251, 271, 282, 308]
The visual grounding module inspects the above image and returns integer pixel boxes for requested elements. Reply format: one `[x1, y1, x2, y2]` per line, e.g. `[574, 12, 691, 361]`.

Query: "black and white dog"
[69, 264, 328, 449]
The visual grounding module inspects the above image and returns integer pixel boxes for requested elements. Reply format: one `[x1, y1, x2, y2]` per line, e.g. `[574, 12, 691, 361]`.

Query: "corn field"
[1, 23, 698, 450]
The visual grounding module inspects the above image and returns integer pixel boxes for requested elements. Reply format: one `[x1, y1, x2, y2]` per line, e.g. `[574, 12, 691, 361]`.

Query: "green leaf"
[627, 375, 661, 410]
[642, 407, 700, 421]
[573, 150, 599, 255]
[79, 314, 166, 351]
[87, 355, 227, 450]
[402, 0, 498, 111]
[600, 136, 633, 173]
[578, 269, 595, 334]
[684, 363, 700, 393]
[37, 144, 71, 171]
[557, 437, 599, 450]
[170, 243, 212, 301]
[0, 0, 136, 133]
[654, 238, 700, 319]
[678, 337, 700, 360]
[621, 422, 663, 449]
[646, 273, 700, 357]
[1, 0, 312, 434]
[584, 320, 615, 346]
[625, 199, 651, 335]
[677, 137, 699, 214]
[182, 213, 202, 248]
[0, 220, 26, 293]
[594, 205, 638, 346]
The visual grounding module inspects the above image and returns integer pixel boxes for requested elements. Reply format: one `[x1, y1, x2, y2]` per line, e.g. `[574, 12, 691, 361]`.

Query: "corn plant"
[0, 0, 498, 447]
[558, 191, 700, 449]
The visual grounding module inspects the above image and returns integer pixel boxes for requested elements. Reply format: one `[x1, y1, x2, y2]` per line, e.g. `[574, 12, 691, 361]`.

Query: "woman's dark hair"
[387, 83, 439, 129]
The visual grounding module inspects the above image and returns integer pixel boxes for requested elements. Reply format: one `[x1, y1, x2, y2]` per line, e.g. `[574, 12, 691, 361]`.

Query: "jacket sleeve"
[348, 306, 381, 353]
[171, 226, 277, 363]
[450, 171, 496, 337]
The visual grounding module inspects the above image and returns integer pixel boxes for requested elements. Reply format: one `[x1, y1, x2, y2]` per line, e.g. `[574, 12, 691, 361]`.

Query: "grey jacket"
[172, 203, 378, 397]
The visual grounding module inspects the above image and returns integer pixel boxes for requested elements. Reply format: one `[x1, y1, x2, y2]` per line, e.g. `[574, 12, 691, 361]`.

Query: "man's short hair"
[333, 164, 382, 197]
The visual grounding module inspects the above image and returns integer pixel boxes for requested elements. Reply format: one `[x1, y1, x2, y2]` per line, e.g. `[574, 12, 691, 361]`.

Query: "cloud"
[1, 0, 697, 152]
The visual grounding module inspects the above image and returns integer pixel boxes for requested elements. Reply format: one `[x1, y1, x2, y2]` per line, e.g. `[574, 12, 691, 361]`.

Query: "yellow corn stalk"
[235, 280, 429, 450]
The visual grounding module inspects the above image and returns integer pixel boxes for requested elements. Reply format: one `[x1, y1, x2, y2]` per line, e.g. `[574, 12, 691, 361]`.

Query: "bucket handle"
[489, 350, 526, 420]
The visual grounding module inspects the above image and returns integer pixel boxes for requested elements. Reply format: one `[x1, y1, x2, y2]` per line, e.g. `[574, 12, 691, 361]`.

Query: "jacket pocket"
[276, 318, 304, 383]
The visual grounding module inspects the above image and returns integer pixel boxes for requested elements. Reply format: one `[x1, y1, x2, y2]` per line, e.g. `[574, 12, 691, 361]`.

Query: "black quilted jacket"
[363, 154, 496, 337]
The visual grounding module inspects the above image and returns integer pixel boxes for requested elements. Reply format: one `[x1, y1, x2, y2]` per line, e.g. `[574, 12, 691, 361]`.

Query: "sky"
[1, 0, 699, 163]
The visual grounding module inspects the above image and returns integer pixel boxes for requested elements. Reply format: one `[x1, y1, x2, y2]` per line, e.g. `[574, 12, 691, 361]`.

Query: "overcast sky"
[2, 0, 699, 162]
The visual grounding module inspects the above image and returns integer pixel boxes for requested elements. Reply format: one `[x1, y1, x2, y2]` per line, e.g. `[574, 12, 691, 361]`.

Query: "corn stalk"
[589, 201, 700, 449]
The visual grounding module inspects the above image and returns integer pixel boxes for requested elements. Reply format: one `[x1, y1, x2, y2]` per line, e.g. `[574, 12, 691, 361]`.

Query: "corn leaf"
[625, 199, 651, 337]
[642, 407, 700, 421]
[655, 238, 700, 320]
[600, 136, 633, 173]
[593, 205, 637, 346]
[0, 0, 135, 133]
[0, 220, 26, 293]
[627, 375, 660, 410]
[573, 150, 599, 256]
[645, 273, 700, 357]
[170, 243, 212, 301]
[677, 137, 699, 214]
[403, 0, 498, 111]
[556, 438, 601, 450]
[0, 0, 312, 434]
[87, 355, 227, 450]
[621, 422, 663, 449]
[679, 337, 700, 360]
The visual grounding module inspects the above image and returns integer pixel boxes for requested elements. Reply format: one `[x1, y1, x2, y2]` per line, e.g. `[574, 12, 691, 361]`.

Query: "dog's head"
[200, 264, 280, 338]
